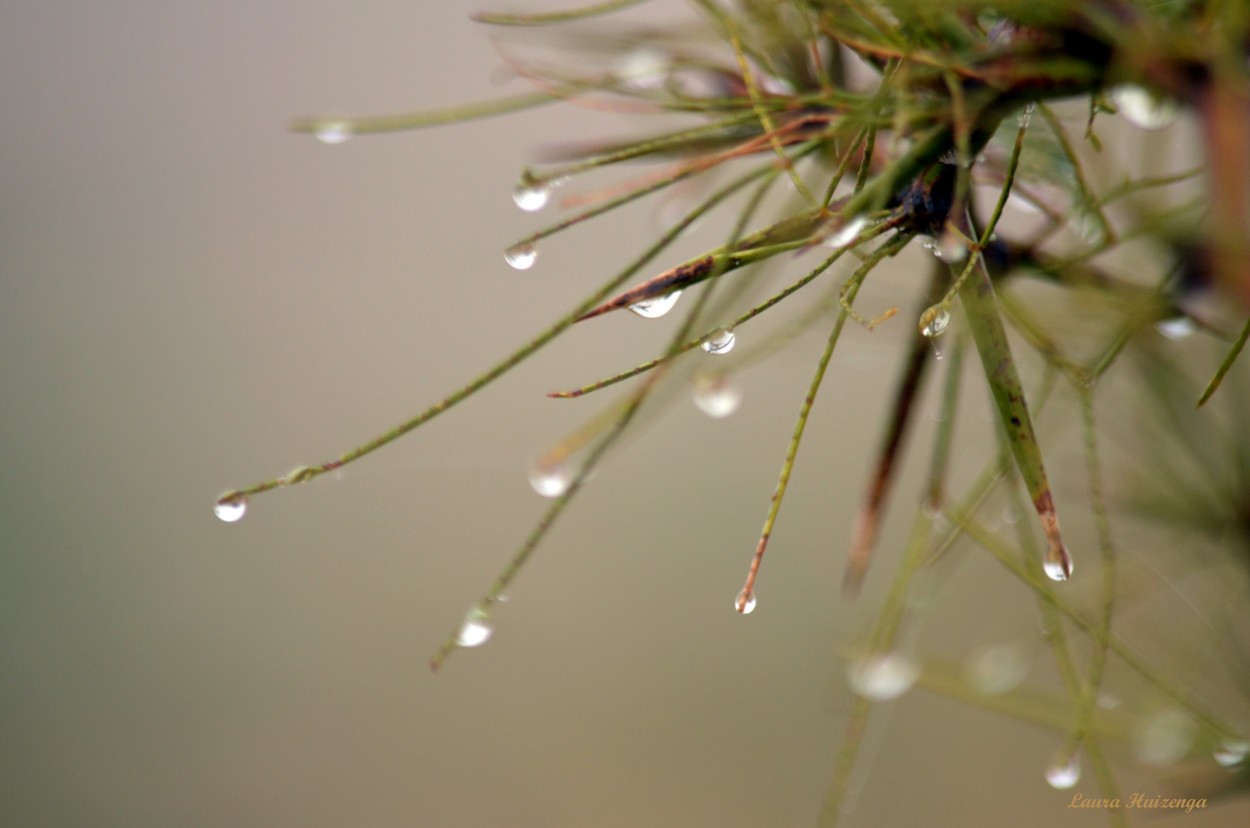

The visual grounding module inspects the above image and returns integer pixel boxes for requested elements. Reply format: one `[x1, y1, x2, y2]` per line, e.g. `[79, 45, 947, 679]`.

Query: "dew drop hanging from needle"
[504, 243, 537, 271]
[213, 494, 248, 523]
[512, 179, 550, 212]
[629, 290, 682, 319]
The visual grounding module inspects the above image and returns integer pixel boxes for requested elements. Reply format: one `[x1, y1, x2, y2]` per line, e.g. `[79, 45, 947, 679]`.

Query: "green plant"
[215, 1, 1250, 824]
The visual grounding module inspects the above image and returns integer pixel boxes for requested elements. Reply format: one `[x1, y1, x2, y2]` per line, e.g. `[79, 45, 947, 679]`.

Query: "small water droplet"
[504, 243, 537, 270]
[846, 652, 920, 700]
[456, 608, 493, 648]
[735, 589, 757, 614]
[1156, 317, 1196, 340]
[701, 327, 736, 355]
[966, 643, 1028, 695]
[692, 373, 742, 418]
[1017, 103, 1035, 129]
[1044, 753, 1081, 789]
[528, 460, 573, 498]
[919, 236, 937, 251]
[1214, 740, 1250, 768]
[919, 305, 951, 338]
[1110, 84, 1179, 131]
[512, 180, 550, 212]
[1043, 554, 1072, 582]
[1043, 559, 1069, 581]
[825, 216, 868, 249]
[213, 494, 248, 523]
[936, 230, 968, 263]
[1096, 692, 1121, 710]
[618, 47, 668, 90]
[629, 290, 682, 318]
[312, 120, 352, 145]
[1135, 708, 1195, 766]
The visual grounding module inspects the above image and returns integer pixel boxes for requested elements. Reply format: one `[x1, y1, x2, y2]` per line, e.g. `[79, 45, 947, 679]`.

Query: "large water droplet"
[213, 494, 248, 523]
[846, 652, 920, 700]
[825, 216, 868, 249]
[456, 608, 493, 648]
[629, 290, 682, 319]
[701, 327, 736, 355]
[312, 120, 353, 145]
[1134, 708, 1195, 766]
[512, 180, 550, 212]
[919, 305, 951, 338]
[1214, 740, 1250, 768]
[1044, 753, 1081, 789]
[529, 459, 573, 498]
[735, 589, 757, 614]
[1110, 85, 1179, 131]
[966, 643, 1028, 695]
[692, 373, 742, 418]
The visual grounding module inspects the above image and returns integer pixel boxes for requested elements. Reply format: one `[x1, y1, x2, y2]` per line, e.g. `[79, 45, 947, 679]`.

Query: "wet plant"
[217, 1, 1250, 824]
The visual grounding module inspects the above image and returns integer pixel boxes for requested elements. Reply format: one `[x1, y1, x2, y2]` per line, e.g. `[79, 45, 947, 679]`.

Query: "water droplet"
[846, 652, 920, 700]
[512, 180, 550, 212]
[1096, 692, 1121, 710]
[1156, 317, 1196, 340]
[1043, 559, 1070, 581]
[825, 216, 868, 249]
[735, 589, 757, 614]
[505, 244, 539, 272]
[1214, 740, 1250, 768]
[919, 305, 951, 338]
[1044, 753, 1081, 789]
[1134, 708, 1195, 766]
[966, 643, 1028, 695]
[701, 328, 736, 355]
[919, 236, 937, 252]
[936, 230, 968, 263]
[692, 373, 742, 418]
[618, 47, 668, 90]
[1110, 85, 1179, 131]
[312, 120, 352, 145]
[528, 459, 573, 498]
[456, 608, 493, 648]
[629, 290, 682, 319]
[213, 493, 248, 523]
[1043, 554, 1073, 582]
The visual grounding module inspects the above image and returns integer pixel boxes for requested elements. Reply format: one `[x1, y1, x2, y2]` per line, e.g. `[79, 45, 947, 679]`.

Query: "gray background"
[4, 2, 1249, 826]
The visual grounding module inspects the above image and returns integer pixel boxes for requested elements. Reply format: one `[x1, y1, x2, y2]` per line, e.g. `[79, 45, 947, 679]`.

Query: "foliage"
[217, 2, 1250, 824]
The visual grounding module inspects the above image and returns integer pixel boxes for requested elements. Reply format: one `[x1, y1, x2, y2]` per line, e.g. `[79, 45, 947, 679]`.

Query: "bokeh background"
[3, 2, 1249, 826]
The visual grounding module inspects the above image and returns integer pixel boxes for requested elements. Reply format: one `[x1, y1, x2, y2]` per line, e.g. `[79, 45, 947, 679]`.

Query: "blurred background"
[3, 2, 1249, 826]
